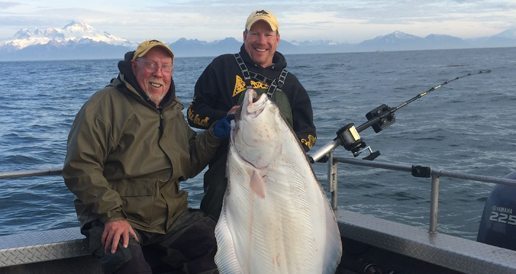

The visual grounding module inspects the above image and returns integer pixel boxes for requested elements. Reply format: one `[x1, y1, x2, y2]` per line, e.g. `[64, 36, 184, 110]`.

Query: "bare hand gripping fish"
[215, 89, 342, 274]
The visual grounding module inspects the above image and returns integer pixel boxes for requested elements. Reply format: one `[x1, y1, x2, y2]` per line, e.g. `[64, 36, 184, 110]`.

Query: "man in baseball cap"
[188, 9, 317, 221]
[65, 36, 225, 273]
[242, 9, 281, 67]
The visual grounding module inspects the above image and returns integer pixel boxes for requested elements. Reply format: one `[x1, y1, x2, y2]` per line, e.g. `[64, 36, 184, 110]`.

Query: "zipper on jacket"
[158, 110, 164, 135]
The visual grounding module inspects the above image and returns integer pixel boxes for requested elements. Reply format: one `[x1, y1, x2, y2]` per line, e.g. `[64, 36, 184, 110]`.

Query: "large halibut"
[214, 89, 342, 274]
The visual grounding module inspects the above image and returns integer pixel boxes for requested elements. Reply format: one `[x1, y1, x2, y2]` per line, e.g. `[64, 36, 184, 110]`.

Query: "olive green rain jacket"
[63, 53, 221, 234]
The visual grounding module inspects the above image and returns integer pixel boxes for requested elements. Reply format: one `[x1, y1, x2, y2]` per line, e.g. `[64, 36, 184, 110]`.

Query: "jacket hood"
[239, 45, 287, 71]
[117, 51, 176, 108]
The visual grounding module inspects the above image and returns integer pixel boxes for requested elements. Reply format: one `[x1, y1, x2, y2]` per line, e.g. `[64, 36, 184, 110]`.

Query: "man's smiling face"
[132, 47, 173, 106]
[243, 20, 280, 68]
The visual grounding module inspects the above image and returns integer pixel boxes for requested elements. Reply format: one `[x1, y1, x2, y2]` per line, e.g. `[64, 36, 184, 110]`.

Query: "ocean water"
[1, 47, 515, 240]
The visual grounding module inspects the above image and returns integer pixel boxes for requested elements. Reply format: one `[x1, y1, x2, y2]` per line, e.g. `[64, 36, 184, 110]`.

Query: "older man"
[187, 10, 317, 220]
[64, 40, 229, 274]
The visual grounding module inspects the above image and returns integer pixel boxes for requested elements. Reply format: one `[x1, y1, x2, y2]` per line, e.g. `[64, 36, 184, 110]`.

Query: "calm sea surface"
[1, 47, 515, 240]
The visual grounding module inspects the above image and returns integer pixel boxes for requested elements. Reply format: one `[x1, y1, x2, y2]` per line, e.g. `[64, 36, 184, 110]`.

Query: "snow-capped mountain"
[0, 21, 135, 60]
[1, 21, 132, 50]
[373, 31, 422, 43]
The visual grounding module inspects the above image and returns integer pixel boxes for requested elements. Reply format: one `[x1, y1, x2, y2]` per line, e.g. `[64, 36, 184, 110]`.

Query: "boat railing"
[2, 157, 516, 235]
[318, 150, 516, 233]
[0, 166, 62, 179]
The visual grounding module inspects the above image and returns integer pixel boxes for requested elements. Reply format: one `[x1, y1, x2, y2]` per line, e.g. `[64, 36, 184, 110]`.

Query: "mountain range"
[1, 22, 516, 61]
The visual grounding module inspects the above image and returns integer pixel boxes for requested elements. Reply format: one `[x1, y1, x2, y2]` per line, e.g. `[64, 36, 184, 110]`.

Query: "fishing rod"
[310, 69, 491, 162]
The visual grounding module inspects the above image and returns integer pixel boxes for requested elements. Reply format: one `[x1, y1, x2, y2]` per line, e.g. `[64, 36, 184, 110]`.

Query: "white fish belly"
[215, 96, 342, 274]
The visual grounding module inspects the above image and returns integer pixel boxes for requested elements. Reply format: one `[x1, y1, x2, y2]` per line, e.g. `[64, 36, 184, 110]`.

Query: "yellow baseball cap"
[132, 40, 174, 61]
[245, 10, 279, 32]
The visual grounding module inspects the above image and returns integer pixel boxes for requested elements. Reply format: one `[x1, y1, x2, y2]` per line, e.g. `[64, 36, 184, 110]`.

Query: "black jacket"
[187, 46, 316, 151]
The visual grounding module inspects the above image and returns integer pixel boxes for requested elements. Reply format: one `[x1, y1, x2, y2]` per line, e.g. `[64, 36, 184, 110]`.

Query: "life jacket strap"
[233, 53, 288, 97]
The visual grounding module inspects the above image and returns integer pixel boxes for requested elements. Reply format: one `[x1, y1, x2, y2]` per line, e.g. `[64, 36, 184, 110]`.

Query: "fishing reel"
[365, 104, 396, 133]
[337, 123, 380, 161]
[334, 104, 395, 161]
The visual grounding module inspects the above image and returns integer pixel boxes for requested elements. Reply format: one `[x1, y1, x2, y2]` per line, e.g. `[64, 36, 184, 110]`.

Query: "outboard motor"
[477, 172, 516, 250]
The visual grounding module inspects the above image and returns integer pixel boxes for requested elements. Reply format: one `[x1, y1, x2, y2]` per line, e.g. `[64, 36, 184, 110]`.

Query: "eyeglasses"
[137, 59, 173, 73]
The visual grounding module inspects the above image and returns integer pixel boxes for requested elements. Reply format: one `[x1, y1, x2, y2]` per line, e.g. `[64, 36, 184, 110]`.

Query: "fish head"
[231, 89, 282, 168]
[239, 89, 268, 118]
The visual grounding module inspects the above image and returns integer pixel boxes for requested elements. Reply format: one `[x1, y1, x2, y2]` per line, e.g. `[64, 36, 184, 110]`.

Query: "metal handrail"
[3, 157, 516, 234]
[327, 156, 516, 233]
[0, 166, 62, 179]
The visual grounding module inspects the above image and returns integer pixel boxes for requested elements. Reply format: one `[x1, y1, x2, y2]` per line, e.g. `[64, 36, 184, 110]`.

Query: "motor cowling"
[477, 172, 516, 250]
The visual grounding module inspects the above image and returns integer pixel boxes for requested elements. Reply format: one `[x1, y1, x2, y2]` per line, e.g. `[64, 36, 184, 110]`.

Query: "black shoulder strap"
[234, 53, 253, 89]
[267, 68, 288, 97]
[234, 53, 289, 98]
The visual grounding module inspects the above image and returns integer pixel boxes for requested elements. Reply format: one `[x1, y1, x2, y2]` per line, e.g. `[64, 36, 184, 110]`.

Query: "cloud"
[0, 0, 515, 43]
[0, 1, 19, 9]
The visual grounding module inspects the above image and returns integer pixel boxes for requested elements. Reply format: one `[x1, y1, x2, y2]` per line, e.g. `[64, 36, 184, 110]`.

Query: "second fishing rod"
[310, 69, 492, 162]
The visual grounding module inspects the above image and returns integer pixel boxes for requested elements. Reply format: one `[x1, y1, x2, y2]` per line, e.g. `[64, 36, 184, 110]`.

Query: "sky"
[1, 0, 516, 44]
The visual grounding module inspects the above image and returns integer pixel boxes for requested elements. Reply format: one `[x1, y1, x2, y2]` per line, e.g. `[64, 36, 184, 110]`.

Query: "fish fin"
[250, 170, 266, 198]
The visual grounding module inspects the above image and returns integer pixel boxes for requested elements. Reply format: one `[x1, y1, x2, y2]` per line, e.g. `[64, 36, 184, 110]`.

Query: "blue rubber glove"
[212, 116, 232, 139]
